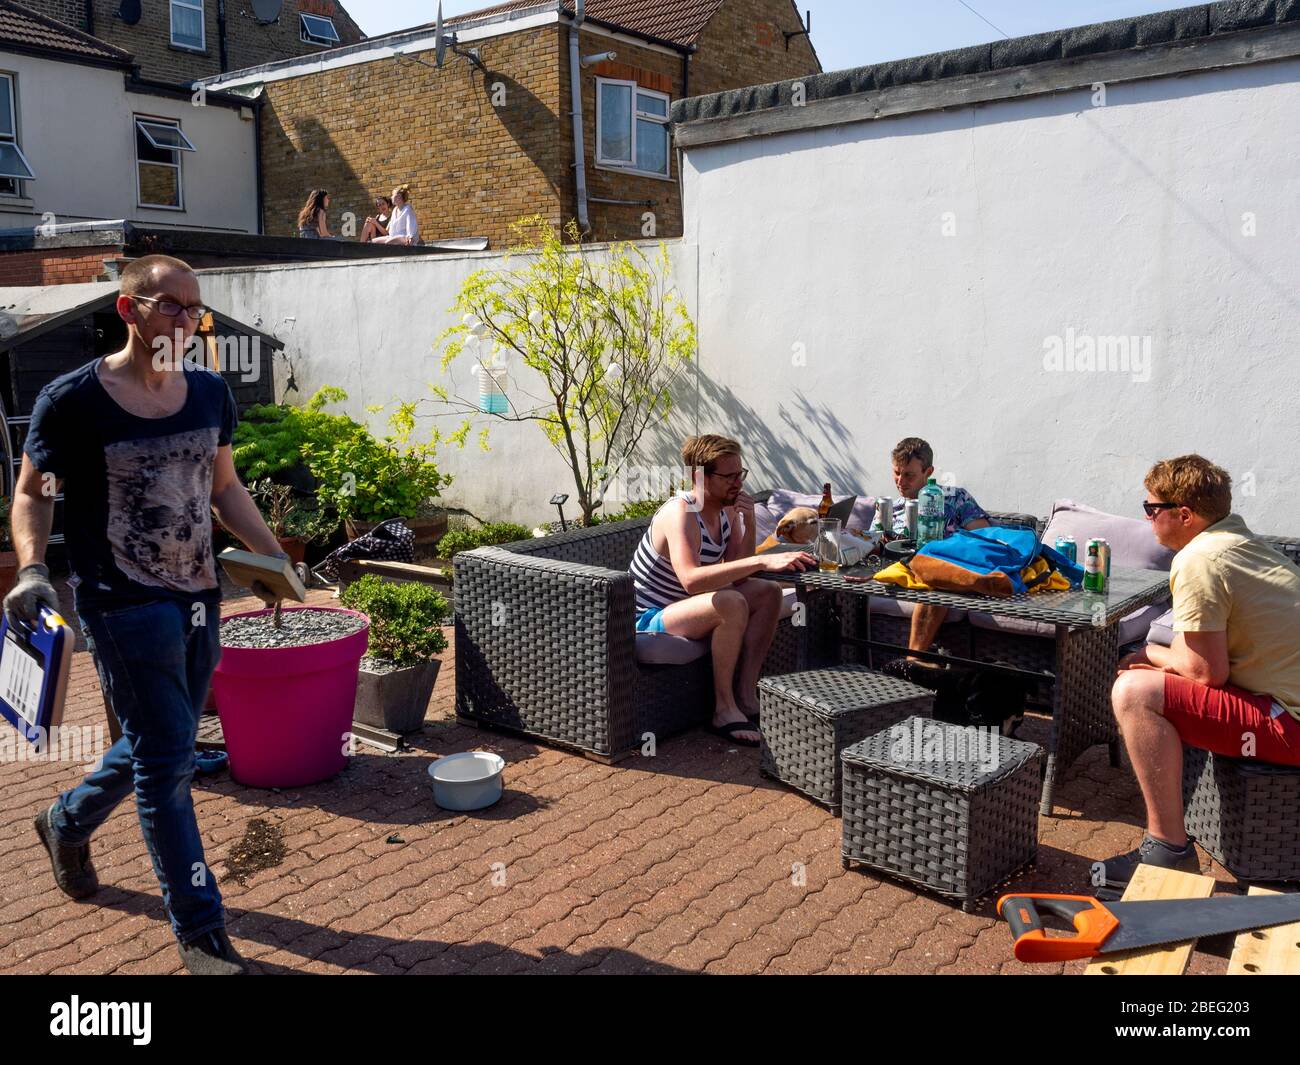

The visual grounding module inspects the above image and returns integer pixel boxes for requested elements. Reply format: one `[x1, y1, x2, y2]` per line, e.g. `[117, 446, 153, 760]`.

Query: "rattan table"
[760, 565, 1171, 814]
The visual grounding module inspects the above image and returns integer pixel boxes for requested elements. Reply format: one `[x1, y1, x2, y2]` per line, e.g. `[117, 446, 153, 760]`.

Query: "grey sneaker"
[178, 929, 248, 975]
[34, 803, 98, 900]
[1095, 834, 1199, 892]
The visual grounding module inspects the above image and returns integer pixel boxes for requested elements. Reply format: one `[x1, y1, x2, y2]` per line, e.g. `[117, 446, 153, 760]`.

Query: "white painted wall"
[196, 56, 1300, 532]
[680, 58, 1300, 533]
[196, 249, 695, 526]
[0, 52, 257, 232]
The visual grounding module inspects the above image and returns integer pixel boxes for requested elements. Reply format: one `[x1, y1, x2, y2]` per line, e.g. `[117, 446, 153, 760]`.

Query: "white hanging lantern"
[473, 359, 509, 414]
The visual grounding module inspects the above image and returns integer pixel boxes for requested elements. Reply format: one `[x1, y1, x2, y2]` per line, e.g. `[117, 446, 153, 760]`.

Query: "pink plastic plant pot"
[212, 606, 369, 789]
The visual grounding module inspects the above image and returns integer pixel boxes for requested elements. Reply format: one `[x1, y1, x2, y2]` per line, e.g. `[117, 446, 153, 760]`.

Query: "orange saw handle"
[996, 893, 1120, 962]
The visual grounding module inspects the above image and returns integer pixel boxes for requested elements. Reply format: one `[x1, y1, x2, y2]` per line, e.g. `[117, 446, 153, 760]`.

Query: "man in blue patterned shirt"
[890, 437, 991, 651]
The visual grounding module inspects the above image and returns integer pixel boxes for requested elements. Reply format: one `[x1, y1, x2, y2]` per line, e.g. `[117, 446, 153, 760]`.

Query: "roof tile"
[0, 0, 133, 65]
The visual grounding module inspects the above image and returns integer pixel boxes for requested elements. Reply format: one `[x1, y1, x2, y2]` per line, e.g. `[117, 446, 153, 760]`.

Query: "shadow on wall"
[261, 105, 367, 238]
[642, 369, 867, 495]
[473, 65, 567, 196]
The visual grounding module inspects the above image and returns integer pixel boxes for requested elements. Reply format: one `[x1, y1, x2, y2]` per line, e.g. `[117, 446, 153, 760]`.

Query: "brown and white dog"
[756, 506, 819, 553]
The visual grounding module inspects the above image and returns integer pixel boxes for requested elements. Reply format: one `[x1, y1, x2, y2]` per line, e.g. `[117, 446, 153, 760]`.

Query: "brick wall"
[23, 0, 83, 29]
[257, 27, 566, 249]
[689, 0, 821, 97]
[0, 247, 117, 286]
[251, 3, 819, 250]
[21, 0, 364, 85]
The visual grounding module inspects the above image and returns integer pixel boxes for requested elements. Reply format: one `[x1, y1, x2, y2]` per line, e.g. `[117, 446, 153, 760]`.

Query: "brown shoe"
[34, 803, 99, 900]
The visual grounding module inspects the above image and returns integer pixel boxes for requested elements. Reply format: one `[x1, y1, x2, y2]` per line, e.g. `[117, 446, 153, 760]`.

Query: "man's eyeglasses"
[133, 295, 208, 321]
[706, 467, 748, 483]
[1142, 501, 1180, 519]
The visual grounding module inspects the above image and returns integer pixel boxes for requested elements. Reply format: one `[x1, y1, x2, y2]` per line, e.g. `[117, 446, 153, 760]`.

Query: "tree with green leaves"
[432, 217, 696, 526]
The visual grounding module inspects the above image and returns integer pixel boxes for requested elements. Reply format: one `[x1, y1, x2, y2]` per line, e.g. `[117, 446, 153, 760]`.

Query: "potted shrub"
[340, 575, 450, 734]
[306, 403, 450, 547]
[0, 497, 16, 600]
[251, 479, 338, 566]
[213, 604, 370, 788]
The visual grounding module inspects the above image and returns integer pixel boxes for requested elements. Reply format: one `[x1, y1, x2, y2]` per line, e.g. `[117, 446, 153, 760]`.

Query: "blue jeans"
[50, 597, 225, 943]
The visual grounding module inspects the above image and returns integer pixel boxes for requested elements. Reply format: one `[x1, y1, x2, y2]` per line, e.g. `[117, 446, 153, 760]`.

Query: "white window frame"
[0, 72, 35, 196]
[170, 0, 206, 52]
[594, 77, 672, 181]
[299, 13, 341, 47]
[134, 115, 193, 212]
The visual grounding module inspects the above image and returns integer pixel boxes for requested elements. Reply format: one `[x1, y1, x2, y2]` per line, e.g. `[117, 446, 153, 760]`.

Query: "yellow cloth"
[872, 561, 929, 589]
[1170, 514, 1300, 722]
[873, 558, 1073, 593]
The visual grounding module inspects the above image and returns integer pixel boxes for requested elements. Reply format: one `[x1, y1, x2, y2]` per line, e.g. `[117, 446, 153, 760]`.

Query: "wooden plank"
[338, 558, 452, 585]
[1227, 887, 1300, 976]
[1084, 865, 1216, 976]
[674, 23, 1300, 149]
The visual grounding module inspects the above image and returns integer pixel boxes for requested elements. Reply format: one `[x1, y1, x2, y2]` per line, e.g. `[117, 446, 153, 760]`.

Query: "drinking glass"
[816, 519, 842, 573]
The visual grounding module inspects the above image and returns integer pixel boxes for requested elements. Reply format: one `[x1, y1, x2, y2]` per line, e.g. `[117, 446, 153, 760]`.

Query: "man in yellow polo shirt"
[1100, 454, 1300, 890]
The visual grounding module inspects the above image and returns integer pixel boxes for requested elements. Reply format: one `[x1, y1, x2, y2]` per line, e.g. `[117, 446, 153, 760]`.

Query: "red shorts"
[1162, 674, 1300, 766]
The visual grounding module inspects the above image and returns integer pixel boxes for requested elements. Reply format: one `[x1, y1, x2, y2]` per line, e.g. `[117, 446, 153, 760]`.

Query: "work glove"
[3, 563, 60, 629]
[250, 552, 311, 607]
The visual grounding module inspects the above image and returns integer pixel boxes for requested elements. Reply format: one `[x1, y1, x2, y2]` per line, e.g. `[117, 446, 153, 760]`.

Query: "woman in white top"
[372, 185, 419, 246]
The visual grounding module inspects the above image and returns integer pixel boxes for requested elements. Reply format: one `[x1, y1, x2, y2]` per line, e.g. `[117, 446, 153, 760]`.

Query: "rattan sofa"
[454, 517, 831, 760]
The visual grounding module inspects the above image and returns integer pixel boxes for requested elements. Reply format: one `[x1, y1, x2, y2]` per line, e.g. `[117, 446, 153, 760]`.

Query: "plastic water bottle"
[918, 477, 945, 545]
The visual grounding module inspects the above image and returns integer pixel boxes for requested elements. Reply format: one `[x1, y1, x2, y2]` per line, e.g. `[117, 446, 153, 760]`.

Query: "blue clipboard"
[0, 605, 75, 745]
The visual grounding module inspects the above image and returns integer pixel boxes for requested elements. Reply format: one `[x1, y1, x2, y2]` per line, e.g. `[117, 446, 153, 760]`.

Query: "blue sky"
[353, 1, 1191, 72]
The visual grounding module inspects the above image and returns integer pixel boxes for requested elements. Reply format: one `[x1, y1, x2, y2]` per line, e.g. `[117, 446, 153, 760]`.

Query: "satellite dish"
[118, 0, 142, 25]
[435, 2, 447, 68]
[251, 0, 283, 24]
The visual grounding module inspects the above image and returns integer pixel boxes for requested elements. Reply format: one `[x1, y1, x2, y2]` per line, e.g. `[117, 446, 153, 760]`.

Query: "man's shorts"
[1163, 674, 1300, 766]
[636, 606, 668, 634]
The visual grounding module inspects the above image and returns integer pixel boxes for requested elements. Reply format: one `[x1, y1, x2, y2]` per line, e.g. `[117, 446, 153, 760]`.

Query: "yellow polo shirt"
[1170, 514, 1300, 722]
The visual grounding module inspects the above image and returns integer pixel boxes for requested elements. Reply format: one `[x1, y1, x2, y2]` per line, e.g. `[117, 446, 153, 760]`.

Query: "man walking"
[8, 255, 292, 974]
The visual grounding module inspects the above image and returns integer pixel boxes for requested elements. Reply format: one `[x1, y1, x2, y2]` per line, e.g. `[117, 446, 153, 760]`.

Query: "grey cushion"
[756, 489, 877, 541]
[867, 597, 968, 622]
[968, 601, 1169, 643]
[1042, 498, 1175, 571]
[635, 632, 709, 665]
[1147, 607, 1176, 647]
[634, 588, 798, 665]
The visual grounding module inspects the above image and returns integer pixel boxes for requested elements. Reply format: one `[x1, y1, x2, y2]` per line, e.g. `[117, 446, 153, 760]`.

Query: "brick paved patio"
[0, 586, 1242, 975]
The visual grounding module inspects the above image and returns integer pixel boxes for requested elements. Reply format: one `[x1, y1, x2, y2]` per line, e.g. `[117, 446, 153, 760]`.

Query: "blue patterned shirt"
[890, 486, 988, 538]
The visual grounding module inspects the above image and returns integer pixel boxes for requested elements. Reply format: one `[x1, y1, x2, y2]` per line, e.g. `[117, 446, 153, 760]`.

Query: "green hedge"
[435, 522, 532, 558]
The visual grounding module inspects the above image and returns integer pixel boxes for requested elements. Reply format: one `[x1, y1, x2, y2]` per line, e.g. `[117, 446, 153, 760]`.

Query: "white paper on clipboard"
[0, 630, 44, 727]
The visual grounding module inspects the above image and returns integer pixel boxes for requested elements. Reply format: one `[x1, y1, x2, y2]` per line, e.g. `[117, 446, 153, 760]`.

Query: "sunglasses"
[706, 467, 748, 483]
[133, 295, 208, 321]
[1142, 501, 1181, 519]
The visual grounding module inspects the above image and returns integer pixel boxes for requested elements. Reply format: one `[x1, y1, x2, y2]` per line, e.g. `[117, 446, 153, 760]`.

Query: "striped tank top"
[629, 495, 731, 611]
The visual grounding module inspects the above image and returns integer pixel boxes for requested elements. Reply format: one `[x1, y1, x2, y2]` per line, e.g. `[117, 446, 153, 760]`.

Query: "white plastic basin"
[428, 751, 505, 811]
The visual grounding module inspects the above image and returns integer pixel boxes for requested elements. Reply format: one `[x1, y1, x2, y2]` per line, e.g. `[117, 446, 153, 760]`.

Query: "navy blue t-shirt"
[23, 358, 237, 610]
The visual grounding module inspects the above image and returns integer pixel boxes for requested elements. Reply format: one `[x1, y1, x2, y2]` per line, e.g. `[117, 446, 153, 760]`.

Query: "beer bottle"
[818, 483, 833, 518]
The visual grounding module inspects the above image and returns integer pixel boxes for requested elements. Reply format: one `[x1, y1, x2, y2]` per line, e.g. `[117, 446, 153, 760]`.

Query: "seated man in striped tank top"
[628, 435, 815, 747]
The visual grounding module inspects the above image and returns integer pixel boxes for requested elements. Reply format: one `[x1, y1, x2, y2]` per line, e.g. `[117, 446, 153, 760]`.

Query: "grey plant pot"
[353, 659, 442, 734]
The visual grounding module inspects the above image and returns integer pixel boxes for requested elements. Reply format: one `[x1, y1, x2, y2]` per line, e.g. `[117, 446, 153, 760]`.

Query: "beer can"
[1054, 535, 1077, 564]
[903, 499, 919, 541]
[1084, 538, 1108, 593]
[1096, 537, 1112, 578]
[875, 497, 892, 535]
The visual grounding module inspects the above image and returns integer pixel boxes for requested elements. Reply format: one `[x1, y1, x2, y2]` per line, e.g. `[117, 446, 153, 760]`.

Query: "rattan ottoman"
[841, 716, 1042, 909]
[758, 665, 933, 811]
[1182, 746, 1300, 882]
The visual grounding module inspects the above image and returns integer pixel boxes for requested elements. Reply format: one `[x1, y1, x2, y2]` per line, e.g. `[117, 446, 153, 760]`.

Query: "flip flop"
[707, 720, 762, 747]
